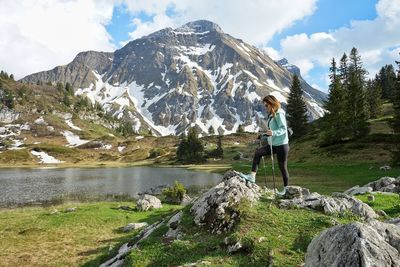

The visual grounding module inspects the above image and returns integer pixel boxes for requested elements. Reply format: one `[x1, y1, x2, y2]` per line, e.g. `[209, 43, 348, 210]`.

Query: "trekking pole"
[269, 135, 277, 197]
[260, 139, 268, 187]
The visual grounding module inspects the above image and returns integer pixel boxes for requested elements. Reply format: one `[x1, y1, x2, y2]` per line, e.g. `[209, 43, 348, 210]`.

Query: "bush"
[162, 181, 186, 204]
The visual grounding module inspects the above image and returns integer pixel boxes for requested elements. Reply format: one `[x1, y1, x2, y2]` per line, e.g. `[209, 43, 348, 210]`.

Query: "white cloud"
[279, 0, 400, 79]
[0, 0, 116, 79]
[262, 47, 281, 61]
[120, 0, 317, 45]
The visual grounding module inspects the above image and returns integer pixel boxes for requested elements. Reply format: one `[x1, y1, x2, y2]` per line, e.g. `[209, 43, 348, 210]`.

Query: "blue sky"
[104, 0, 393, 92]
[1, 0, 399, 93]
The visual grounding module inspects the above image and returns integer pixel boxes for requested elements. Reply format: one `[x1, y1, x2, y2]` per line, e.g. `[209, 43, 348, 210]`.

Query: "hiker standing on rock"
[242, 95, 290, 195]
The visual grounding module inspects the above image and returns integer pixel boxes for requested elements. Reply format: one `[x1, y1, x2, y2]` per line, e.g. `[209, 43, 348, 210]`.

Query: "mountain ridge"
[20, 20, 326, 136]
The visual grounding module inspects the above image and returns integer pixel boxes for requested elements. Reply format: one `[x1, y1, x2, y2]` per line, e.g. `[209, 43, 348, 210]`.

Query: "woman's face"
[264, 101, 270, 112]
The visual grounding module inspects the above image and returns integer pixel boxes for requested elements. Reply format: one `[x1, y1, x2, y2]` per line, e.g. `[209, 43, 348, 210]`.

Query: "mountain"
[21, 20, 326, 136]
[276, 58, 301, 77]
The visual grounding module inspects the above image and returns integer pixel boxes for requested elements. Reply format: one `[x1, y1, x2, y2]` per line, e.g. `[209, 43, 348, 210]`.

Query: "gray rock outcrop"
[0, 108, 20, 123]
[122, 222, 148, 232]
[164, 211, 183, 240]
[279, 187, 378, 220]
[190, 170, 261, 234]
[365, 176, 400, 193]
[344, 185, 373, 196]
[304, 220, 400, 267]
[136, 194, 162, 211]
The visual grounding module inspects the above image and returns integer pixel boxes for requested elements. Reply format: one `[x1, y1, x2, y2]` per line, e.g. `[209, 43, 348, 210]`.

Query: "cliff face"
[21, 20, 326, 136]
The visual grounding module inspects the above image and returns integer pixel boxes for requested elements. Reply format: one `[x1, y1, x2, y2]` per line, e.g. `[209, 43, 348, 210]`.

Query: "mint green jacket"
[267, 108, 289, 146]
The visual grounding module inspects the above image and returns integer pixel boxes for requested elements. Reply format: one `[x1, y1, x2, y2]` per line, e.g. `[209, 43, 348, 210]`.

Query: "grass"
[356, 193, 400, 218]
[232, 161, 400, 195]
[0, 201, 182, 266]
[123, 197, 361, 267]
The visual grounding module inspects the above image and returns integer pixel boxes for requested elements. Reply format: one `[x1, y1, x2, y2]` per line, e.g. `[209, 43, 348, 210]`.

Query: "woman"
[242, 95, 290, 195]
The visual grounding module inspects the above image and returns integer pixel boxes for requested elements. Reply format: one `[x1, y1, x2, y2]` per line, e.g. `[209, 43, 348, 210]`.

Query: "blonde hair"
[263, 95, 281, 117]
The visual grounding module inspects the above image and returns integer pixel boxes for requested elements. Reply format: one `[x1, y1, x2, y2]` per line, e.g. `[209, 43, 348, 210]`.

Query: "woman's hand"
[266, 130, 273, 136]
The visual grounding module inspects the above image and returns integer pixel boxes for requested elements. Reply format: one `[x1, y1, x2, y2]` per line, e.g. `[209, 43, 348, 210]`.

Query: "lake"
[0, 167, 222, 208]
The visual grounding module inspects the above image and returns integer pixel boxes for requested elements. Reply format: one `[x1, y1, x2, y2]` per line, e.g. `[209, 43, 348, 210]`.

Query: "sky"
[1, 0, 399, 93]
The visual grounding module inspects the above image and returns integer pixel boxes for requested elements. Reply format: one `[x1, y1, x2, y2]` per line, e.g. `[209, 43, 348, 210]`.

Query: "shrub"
[162, 181, 186, 204]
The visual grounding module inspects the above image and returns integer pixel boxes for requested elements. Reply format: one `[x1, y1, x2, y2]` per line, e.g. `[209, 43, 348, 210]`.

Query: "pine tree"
[186, 127, 205, 163]
[339, 53, 349, 87]
[391, 56, 400, 166]
[322, 58, 347, 144]
[208, 126, 215, 135]
[176, 133, 188, 162]
[366, 79, 383, 119]
[215, 135, 223, 158]
[287, 74, 308, 138]
[377, 65, 396, 100]
[65, 82, 73, 95]
[345, 47, 370, 139]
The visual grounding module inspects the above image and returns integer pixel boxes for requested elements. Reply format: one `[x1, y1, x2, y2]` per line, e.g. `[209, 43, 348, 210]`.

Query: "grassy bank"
[0, 201, 181, 266]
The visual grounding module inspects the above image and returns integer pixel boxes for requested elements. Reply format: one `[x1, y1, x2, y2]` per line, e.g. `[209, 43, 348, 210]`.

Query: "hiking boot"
[238, 173, 256, 183]
[277, 187, 287, 196]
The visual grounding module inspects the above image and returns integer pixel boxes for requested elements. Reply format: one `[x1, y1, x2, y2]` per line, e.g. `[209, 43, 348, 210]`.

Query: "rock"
[178, 261, 212, 267]
[343, 185, 373, 196]
[258, 237, 266, 243]
[122, 222, 148, 232]
[227, 242, 243, 253]
[180, 193, 192, 205]
[50, 209, 59, 214]
[190, 170, 261, 234]
[379, 165, 391, 171]
[283, 186, 310, 199]
[164, 211, 183, 240]
[386, 217, 400, 226]
[279, 189, 378, 220]
[365, 177, 397, 191]
[304, 220, 400, 267]
[65, 207, 76, 212]
[136, 194, 162, 211]
[377, 210, 388, 217]
[0, 108, 20, 123]
[367, 195, 375, 202]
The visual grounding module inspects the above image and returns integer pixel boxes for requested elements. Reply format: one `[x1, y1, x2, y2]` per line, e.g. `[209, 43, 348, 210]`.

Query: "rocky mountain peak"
[20, 20, 326, 136]
[174, 20, 223, 34]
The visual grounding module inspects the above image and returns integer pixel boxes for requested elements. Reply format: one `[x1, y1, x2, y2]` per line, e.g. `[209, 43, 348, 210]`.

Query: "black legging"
[252, 144, 290, 186]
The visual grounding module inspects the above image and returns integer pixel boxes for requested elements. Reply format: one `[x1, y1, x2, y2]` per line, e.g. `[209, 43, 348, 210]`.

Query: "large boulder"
[136, 194, 162, 211]
[364, 176, 399, 193]
[305, 220, 400, 267]
[279, 189, 378, 220]
[190, 171, 261, 234]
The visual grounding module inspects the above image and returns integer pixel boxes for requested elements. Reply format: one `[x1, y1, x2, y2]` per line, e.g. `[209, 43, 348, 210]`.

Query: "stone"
[343, 185, 373, 196]
[180, 193, 192, 206]
[304, 220, 400, 267]
[65, 207, 76, 212]
[164, 211, 183, 240]
[365, 177, 396, 191]
[283, 186, 310, 199]
[190, 170, 261, 234]
[227, 242, 243, 253]
[122, 222, 148, 232]
[379, 165, 391, 171]
[386, 217, 400, 226]
[377, 210, 388, 217]
[136, 194, 162, 211]
[0, 108, 20, 123]
[367, 195, 375, 202]
[279, 189, 378, 220]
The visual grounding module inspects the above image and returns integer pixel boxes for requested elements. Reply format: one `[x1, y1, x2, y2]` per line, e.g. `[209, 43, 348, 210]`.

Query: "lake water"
[0, 167, 222, 208]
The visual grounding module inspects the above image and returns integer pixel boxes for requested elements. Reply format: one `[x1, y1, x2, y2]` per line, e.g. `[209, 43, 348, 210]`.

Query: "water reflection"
[0, 167, 222, 207]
